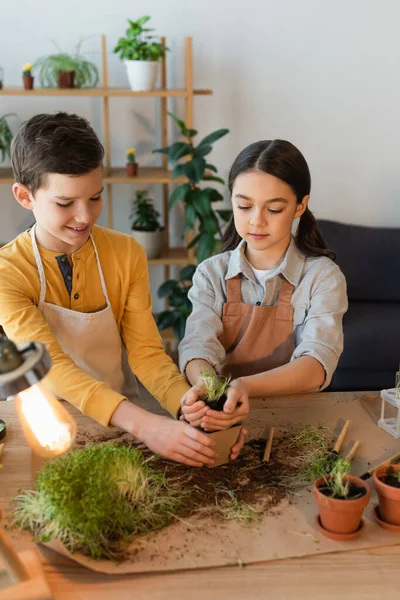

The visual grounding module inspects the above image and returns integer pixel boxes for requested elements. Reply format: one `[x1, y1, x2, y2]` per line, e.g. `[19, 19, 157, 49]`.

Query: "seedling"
[200, 369, 231, 411]
[323, 457, 351, 498]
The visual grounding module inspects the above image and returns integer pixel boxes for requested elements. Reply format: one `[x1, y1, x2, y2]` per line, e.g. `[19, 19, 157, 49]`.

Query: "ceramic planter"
[313, 474, 370, 540]
[130, 228, 163, 259]
[124, 60, 159, 92]
[126, 163, 138, 176]
[206, 424, 242, 468]
[23, 75, 34, 90]
[58, 71, 75, 88]
[373, 464, 400, 527]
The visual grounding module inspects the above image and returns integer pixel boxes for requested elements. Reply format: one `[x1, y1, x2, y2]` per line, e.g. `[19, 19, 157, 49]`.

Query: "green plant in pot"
[0, 113, 17, 162]
[114, 16, 168, 91]
[130, 190, 164, 259]
[153, 112, 231, 264]
[157, 264, 196, 341]
[373, 464, 400, 530]
[33, 40, 99, 89]
[313, 457, 370, 540]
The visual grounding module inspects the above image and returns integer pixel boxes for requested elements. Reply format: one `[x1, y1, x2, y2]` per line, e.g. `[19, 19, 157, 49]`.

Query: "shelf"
[103, 167, 188, 184]
[0, 87, 212, 97]
[148, 247, 191, 265]
[0, 168, 13, 184]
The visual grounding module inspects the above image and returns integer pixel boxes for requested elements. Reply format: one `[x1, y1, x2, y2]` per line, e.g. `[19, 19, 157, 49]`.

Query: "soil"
[380, 474, 400, 488]
[205, 393, 227, 412]
[318, 484, 367, 500]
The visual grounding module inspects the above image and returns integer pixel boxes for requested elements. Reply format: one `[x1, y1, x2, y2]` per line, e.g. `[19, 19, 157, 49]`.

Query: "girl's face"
[232, 170, 308, 266]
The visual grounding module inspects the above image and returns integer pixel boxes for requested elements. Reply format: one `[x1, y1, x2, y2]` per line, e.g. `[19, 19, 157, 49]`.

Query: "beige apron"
[220, 275, 295, 379]
[30, 225, 139, 401]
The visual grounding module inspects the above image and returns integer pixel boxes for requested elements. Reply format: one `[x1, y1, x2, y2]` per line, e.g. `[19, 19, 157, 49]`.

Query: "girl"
[179, 139, 348, 431]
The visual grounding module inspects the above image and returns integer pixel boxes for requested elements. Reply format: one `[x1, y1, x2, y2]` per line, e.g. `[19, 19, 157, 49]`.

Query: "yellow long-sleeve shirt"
[0, 225, 189, 425]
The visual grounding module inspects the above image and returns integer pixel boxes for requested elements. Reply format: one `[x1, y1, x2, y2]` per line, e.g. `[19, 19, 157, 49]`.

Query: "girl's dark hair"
[221, 139, 335, 260]
[11, 112, 104, 195]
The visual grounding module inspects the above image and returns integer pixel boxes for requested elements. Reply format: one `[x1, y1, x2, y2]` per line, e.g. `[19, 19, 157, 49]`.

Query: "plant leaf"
[168, 142, 192, 162]
[180, 264, 196, 281]
[197, 128, 229, 149]
[168, 183, 190, 210]
[197, 233, 216, 263]
[168, 112, 187, 133]
[192, 189, 213, 217]
[203, 174, 225, 185]
[185, 203, 197, 229]
[216, 209, 233, 222]
[157, 280, 178, 298]
[156, 310, 176, 331]
[181, 158, 206, 183]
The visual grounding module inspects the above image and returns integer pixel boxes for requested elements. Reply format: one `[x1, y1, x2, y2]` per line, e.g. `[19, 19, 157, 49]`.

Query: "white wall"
[1, 0, 399, 276]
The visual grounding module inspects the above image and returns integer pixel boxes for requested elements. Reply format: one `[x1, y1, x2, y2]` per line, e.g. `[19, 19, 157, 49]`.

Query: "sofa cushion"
[318, 220, 400, 302]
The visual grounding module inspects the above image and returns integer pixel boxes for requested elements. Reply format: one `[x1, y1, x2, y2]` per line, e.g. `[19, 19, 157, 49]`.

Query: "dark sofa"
[318, 220, 400, 391]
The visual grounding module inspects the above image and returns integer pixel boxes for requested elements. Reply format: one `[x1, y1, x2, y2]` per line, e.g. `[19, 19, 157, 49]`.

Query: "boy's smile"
[13, 167, 103, 255]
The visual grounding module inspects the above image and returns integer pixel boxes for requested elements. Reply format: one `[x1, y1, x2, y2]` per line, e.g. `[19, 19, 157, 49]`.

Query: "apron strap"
[30, 225, 47, 307]
[277, 277, 295, 306]
[226, 276, 242, 303]
[89, 233, 111, 305]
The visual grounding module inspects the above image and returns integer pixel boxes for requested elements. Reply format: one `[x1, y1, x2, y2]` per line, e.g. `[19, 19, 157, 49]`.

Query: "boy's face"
[13, 167, 103, 254]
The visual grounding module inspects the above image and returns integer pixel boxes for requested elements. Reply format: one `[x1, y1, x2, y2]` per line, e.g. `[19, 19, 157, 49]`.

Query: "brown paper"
[206, 424, 242, 467]
[40, 394, 400, 574]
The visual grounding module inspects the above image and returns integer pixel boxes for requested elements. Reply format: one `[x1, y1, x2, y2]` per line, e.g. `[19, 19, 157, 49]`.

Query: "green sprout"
[289, 425, 333, 481]
[11, 443, 181, 560]
[323, 457, 351, 498]
[200, 368, 231, 410]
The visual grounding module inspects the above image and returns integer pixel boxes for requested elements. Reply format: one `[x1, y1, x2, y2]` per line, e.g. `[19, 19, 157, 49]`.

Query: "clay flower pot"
[23, 75, 34, 90]
[373, 464, 400, 526]
[126, 162, 138, 176]
[313, 474, 370, 539]
[58, 71, 75, 88]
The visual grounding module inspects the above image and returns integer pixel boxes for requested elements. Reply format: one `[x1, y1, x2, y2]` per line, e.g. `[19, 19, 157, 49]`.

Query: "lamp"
[0, 335, 77, 599]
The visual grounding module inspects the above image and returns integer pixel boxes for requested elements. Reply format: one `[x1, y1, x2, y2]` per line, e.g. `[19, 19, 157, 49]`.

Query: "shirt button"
[67, 276, 72, 281]
[74, 293, 80, 300]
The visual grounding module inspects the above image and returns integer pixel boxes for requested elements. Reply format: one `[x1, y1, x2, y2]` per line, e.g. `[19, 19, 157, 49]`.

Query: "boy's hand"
[179, 383, 208, 428]
[139, 412, 217, 467]
[230, 426, 247, 460]
[200, 378, 250, 431]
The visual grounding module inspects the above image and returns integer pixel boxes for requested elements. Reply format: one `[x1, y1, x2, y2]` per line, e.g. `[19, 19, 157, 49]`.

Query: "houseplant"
[373, 464, 400, 530]
[157, 264, 196, 341]
[11, 443, 181, 560]
[33, 40, 99, 88]
[113, 16, 168, 91]
[313, 457, 370, 540]
[0, 67, 3, 89]
[198, 368, 241, 468]
[130, 190, 163, 259]
[0, 113, 16, 162]
[153, 112, 231, 264]
[126, 147, 138, 176]
[22, 63, 34, 90]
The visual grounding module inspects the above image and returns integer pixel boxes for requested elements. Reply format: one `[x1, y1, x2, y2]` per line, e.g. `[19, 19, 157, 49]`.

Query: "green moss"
[11, 443, 181, 560]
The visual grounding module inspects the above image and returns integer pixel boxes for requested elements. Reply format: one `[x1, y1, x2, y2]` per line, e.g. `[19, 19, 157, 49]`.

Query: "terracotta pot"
[206, 424, 242, 468]
[373, 464, 400, 525]
[126, 163, 138, 176]
[58, 71, 75, 88]
[313, 474, 370, 535]
[23, 75, 34, 90]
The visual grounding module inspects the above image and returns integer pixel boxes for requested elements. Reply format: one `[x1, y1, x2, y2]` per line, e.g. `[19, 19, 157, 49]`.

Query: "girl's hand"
[179, 383, 208, 428]
[201, 378, 250, 431]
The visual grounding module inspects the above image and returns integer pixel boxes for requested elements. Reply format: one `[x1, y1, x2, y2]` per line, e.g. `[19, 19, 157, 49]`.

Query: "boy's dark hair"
[11, 112, 104, 194]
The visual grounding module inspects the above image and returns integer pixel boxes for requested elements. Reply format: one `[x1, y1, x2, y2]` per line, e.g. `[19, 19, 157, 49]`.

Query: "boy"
[0, 112, 247, 466]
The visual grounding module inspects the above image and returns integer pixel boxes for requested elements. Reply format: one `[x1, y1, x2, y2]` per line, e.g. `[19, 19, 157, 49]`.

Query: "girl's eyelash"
[237, 206, 283, 214]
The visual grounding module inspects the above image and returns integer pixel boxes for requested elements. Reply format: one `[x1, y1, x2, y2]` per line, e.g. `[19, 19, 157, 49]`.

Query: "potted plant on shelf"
[313, 457, 370, 540]
[130, 190, 164, 259]
[22, 63, 34, 90]
[126, 148, 138, 176]
[156, 265, 196, 341]
[153, 112, 231, 264]
[373, 464, 400, 531]
[33, 40, 99, 89]
[0, 67, 3, 89]
[113, 16, 168, 92]
[197, 368, 242, 468]
[0, 113, 16, 162]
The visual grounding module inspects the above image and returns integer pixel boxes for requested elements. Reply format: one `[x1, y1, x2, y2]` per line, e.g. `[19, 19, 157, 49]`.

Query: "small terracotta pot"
[23, 75, 34, 90]
[373, 464, 400, 526]
[126, 162, 138, 176]
[313, 474, 370, 535]
[58, 71, 75, 88]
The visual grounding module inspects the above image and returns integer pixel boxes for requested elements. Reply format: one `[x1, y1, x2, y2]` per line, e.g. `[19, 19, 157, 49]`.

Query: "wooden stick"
[345, 440, 360, 461]
[263, 427, 274, 462]
[332, 420, 350, 453]
[361, 451, 400, 481]
[0, 442, 4, 461]
[0, 526, 30, 584]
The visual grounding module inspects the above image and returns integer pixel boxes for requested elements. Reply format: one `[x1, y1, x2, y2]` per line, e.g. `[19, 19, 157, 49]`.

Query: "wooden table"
[1, 391, 399, 599]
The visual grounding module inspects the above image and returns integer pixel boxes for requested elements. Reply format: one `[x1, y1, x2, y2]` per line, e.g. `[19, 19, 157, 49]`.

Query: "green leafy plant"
[157, 264, 196, 341]
[323, 457, 351, 498]
[131, 190, 162, 232]
[114, 16, 168, 61]
[153, 112, 231, 264]
[200, 368, 231, 410]
[33, 40, 99, 88]
[0, 113, 16, 162]
[11, 443, 181, 560]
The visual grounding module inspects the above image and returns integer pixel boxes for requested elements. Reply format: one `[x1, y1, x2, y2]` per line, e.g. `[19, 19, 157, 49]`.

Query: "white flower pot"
[124, 60, 159, 92]
[130, 229, 163, 259]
